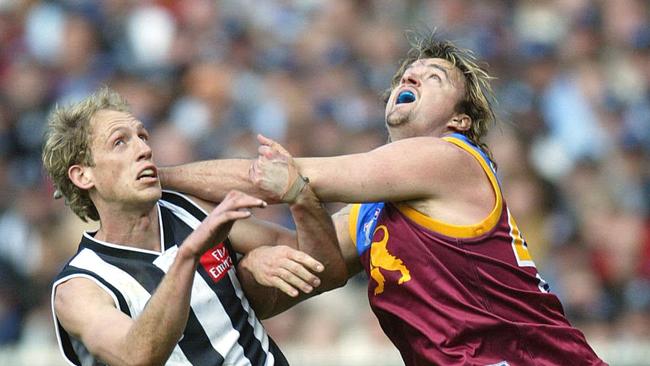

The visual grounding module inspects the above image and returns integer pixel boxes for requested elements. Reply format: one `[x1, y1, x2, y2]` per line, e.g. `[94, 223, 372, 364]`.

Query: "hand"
[184, 190, 267, 258]
[249, 134, 305, 203]
[239, 245, 324, 297]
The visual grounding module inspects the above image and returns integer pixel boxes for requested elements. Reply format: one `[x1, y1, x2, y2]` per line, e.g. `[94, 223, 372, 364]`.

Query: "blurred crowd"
[0, 0, 649, 365]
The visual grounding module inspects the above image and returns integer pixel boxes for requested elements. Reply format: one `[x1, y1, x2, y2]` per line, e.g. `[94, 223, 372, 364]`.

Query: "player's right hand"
[184, 190, 267, 258]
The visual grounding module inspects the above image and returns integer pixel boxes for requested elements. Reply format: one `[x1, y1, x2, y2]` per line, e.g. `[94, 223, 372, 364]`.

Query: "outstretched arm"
[160, 134, 470, 204]
[258, 134, 467, 203]
[54, 192, 265, 366]
[159, 159, 277, 203]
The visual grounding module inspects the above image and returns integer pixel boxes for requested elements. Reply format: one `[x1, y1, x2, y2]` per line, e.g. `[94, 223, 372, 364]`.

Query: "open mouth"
[137, 167, 158, 181]
[396, 90, 416, 104]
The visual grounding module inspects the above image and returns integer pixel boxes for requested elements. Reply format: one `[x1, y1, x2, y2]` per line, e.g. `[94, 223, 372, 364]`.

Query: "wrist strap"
[282, 174, 309, 202]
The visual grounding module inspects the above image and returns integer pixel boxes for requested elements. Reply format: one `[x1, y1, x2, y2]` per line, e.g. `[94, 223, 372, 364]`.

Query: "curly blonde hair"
[42, 87, 130, 221]
[386, 29, 498, 160]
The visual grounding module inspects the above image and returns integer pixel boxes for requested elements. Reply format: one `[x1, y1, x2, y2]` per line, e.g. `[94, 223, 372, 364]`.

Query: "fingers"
[269, 276, 301, 298]
[274, 248, 323, 293]
[218, 210, 253, 221]
[218, 190, 267, 212]
[203, 191, 266, 238]
[271, 260, 323, 297]
[205, 191, 266, 229]
[275, 268, 314, 297]
[256, 134, 291, 157]
[258, 145, 274, 159]
[286, 249, 324, 273]
[201, 191, 265, 229]
[243, 245, 325, 297]
[256, 133, 273, 146]
[282, 259, 320, 286]
[258, 144, 284, 161]
[186, 192, 269, 257]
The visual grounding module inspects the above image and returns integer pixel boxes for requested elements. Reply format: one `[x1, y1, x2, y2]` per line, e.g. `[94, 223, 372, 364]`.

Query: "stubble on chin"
[386, 109, 410, 127]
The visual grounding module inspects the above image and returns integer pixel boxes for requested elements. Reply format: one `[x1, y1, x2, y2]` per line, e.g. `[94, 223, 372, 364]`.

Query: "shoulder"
[160, 189, 201, 207]
[53, 276, 118, 338]
[383, 136, 461, 150]
[159, 190, 210, 219]
[54, 276, 115, 308]
[332, 204, 364, 275]
[380, 137, 477, 166]
[380, 137, 484, 183]
[52, 257, 124, 311]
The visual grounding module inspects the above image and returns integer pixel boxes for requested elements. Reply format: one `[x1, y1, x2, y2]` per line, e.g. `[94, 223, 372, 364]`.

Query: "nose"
[136, 138, 153, 161]
[400, 71, 421, 87]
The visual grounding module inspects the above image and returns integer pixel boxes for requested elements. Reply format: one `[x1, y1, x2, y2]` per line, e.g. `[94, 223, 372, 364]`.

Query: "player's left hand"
[239, 245, 324, 297]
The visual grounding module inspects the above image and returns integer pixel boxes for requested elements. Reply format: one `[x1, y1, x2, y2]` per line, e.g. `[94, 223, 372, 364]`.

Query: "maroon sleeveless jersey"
[349, 133, 606, 366]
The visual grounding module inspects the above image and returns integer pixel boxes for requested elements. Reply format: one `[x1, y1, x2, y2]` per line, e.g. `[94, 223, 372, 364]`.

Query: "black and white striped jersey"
[51, 190, 289, 366]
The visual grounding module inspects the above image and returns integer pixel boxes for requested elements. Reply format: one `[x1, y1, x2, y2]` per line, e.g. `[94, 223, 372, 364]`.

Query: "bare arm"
[331, 204, 364, 276]
[159, 159, 274, 203]
[179, 193, 345, 299]
[167, 146, 349, 317]
[232, 183, 349, 318]
[160, 134, 469, 204]
[292, 136, 467, 203]
[54, 192, 265, 366]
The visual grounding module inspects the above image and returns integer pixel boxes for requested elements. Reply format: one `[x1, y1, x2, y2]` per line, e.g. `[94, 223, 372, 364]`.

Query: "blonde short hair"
[42, 87, 130, 221]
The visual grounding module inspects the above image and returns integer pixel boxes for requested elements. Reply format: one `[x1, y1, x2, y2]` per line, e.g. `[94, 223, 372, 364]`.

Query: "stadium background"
[0, 0, 649, 365]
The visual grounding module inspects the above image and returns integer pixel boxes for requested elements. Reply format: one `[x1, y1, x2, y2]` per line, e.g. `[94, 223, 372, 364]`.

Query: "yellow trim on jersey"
[348, 203, 361, 246]
[396, 136, 503, 239]
[507, 208, 535, 267]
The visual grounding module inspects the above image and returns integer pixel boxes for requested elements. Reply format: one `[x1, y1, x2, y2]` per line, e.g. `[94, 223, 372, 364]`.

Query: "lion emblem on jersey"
[370, 225, 411, 295]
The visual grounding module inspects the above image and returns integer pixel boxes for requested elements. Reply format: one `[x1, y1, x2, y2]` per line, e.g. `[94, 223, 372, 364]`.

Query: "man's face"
[385, 58, 466, 140]
[86, 110, 161, 211]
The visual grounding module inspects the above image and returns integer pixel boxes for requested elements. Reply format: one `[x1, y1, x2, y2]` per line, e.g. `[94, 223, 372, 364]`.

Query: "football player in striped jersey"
[43, 88, 347, 366]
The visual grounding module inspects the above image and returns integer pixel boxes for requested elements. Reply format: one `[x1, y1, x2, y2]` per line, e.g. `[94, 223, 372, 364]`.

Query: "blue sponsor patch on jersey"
[356, 202, 384, 256]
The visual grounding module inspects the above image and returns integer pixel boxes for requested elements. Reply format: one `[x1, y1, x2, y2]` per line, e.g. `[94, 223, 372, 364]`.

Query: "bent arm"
[54, 192, 265, 365]
[288, 186, 349, 284]
[54, 247, 202, 366]
[232, 184, 349, 318]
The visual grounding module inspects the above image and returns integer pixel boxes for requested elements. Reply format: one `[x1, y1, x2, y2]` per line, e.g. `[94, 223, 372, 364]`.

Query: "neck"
[95, 203, 161, 252]
[388, 125, 449, 142]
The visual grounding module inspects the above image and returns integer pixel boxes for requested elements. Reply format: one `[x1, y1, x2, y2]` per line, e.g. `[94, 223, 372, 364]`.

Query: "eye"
[139, 133, 148, 141]
[114, 138, 125, 147]
[428, 73, 441, 81]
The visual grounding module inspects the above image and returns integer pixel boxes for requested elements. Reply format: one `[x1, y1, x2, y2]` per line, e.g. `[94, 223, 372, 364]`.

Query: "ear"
[68, 164, 94, 190]
[446, 114, 472, 132]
